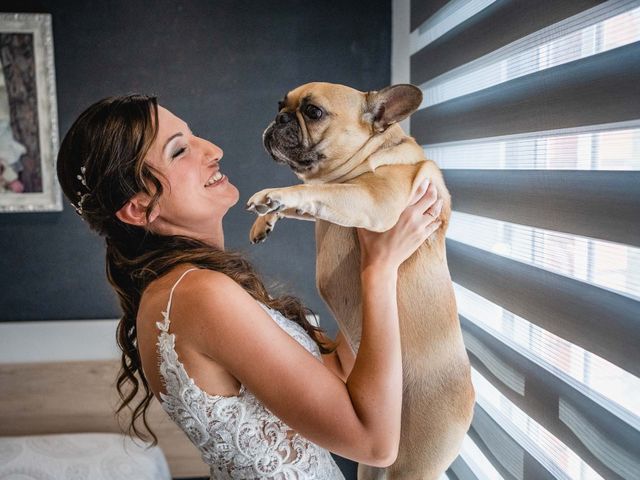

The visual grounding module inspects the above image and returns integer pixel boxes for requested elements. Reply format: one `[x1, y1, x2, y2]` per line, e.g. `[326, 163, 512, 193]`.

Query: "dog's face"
[262, 82, 422, 181]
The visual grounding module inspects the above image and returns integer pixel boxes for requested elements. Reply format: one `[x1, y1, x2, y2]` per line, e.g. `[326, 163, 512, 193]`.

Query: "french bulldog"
[247, 82, 475, 479]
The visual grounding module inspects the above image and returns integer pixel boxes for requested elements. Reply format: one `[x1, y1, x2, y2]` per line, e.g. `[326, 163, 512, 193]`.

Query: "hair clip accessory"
[76, 165, 88, 189]
[73, 191, 90, 217]
[73, 165, 90, 217]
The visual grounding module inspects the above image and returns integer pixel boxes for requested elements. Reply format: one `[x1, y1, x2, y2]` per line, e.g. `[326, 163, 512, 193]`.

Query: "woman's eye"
[305, 105, 323, 120]
[172, 146, 187, 159]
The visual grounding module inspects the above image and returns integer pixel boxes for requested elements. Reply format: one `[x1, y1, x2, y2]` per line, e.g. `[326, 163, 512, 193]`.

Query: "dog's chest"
[315, 220, 363, 346]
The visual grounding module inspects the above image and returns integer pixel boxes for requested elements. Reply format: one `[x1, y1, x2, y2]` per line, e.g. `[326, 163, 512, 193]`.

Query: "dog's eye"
[305, 105, 323, 120]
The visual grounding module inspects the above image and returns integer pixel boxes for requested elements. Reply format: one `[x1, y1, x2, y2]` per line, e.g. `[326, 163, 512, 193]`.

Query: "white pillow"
[0, 432, 171, 479]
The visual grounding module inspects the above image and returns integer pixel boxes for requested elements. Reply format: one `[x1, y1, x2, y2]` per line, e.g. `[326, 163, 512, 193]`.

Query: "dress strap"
[156, 267, 200, 333]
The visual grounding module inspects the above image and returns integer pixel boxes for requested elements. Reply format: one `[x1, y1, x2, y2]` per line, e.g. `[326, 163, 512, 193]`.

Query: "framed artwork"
[0, 13, 60, 212]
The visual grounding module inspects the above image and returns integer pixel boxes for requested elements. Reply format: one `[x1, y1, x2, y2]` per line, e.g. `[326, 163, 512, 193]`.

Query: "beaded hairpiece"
[74, 165, 90, 216]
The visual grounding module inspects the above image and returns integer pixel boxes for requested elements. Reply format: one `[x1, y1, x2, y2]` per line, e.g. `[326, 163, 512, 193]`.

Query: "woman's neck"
[150, 219, 225, 250]
[203, 222, 225, 250]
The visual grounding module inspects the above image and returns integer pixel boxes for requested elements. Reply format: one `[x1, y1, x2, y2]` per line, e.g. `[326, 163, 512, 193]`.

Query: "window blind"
[393, 1, 640, 478]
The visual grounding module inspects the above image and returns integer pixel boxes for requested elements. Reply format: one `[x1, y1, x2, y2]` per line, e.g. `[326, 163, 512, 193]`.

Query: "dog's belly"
[315, 220, 362, 349]
[315, 219, 475, 477]
[315, 219, 468, 371]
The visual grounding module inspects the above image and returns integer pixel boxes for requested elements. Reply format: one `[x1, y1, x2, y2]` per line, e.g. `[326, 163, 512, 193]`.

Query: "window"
[394, 1, 640, 478]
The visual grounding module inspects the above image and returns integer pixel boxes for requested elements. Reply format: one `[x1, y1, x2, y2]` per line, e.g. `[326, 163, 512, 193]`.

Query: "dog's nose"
[276, 111, 294, 124]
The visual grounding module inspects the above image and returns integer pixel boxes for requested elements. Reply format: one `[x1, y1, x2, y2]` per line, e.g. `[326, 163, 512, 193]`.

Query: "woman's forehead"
[156, 107, 189, 138]
[157, 106, 185, 131]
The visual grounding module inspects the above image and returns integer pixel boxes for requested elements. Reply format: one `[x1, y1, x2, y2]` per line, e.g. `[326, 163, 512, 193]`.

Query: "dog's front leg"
[247, 182, 409, 232]
[249, 208, 315, 244]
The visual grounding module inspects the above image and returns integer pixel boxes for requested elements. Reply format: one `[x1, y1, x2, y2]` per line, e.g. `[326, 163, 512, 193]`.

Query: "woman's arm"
[320, 329, 355, 382]
[177, 179, 441, 467]
[346, 263, 402, 463]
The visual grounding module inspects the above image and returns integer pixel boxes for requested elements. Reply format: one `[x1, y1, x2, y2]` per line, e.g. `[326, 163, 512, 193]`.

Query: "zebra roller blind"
[393, 1, 640, 478]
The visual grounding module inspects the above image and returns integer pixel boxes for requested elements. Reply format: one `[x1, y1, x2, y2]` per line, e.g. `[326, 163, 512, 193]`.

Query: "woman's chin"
[227, 183, 240, 205]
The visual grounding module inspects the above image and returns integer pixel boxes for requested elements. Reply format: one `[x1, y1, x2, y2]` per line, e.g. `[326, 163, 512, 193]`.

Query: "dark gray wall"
[0, 0, 391, 338]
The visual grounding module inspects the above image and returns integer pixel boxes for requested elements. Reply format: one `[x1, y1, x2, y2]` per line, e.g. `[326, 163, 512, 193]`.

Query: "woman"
[56, 94, 443, 479]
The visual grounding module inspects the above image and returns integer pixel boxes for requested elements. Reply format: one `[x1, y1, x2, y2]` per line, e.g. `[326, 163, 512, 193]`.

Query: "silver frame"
[0, 13, 61, 212]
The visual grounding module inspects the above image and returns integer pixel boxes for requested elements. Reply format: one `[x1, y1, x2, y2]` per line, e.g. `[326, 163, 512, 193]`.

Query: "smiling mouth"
[205, 171, 225, 187]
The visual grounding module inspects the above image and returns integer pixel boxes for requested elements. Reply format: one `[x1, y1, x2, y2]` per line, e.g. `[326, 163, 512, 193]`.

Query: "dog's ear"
[364, 84, 423, 133]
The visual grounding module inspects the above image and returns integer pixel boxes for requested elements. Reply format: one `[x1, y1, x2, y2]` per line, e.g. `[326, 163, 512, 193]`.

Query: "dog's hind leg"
[358, 464, 387, 480]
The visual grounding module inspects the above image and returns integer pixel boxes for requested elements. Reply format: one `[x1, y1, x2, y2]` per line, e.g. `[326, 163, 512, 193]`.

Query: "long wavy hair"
[56, 94, 336, 446]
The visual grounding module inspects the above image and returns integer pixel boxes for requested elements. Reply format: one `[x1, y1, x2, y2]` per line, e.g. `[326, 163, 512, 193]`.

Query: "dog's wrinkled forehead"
[282, 82, 365, 113]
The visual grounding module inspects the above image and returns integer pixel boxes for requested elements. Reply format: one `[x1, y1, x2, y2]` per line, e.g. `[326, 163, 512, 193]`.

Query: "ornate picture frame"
[0, 13, 61, 212]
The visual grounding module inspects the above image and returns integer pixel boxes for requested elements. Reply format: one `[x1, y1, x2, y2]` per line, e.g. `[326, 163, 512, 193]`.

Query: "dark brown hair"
[56, 95, 335, 446]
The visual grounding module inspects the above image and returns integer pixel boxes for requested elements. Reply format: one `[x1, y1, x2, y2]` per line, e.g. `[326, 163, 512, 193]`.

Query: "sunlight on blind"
[410, 0, 496, 54]
[473, 370, 605, 480]
[419, 4, 640, 107]
[460, 435, 504, 479]
[425, 123, 640, 170]
[457, 283, 640, 425]
[447, 212, 640, 302]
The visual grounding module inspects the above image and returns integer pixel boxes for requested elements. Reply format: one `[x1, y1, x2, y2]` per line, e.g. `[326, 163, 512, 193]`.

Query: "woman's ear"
[115, 192, 159, 226]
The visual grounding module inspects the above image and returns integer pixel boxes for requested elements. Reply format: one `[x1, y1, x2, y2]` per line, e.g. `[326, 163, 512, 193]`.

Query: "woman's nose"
[202, 141, 223, 163]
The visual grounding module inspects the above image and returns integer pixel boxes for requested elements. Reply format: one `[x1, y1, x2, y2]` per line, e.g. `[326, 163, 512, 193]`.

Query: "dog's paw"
[249, 214, 279, 244]
[246, 189, 286, 216]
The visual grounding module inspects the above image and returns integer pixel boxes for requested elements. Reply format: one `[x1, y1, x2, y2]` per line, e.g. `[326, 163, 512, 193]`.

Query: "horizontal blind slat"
[447, 239, 640, 376]
[469, 404, 557, 480]
[448, 212, 640, 302]
[410, 0, 450, 32]
[462, 318, 640, 479]
[410, 0, 497, 55]
[410, 0, 607, 85]
[448, 455, 482, 480]
[442, 170, 640, 247]
[425, 121, 640, 171]
[411, 42, 640, 144]
[458, 435, 507, 479]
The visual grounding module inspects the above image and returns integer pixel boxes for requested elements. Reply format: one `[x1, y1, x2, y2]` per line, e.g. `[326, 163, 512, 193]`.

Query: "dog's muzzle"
[263, 115, 325, 174]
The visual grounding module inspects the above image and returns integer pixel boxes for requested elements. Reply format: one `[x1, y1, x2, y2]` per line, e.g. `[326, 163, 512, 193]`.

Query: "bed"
[0, 359, 209, 479]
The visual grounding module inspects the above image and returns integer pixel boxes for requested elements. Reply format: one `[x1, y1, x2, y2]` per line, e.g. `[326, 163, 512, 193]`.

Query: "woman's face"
[144, 106, 239, 241]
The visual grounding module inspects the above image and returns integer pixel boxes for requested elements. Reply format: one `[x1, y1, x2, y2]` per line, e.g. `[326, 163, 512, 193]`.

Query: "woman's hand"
[357, 178, 443, 273]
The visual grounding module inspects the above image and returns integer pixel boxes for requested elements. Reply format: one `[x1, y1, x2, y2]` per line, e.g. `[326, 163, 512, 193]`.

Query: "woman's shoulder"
[141, 264, 268, 358]
[137, 265, 254, 350]
[143, 264, 233, 299]
[141, 264, 254, 320]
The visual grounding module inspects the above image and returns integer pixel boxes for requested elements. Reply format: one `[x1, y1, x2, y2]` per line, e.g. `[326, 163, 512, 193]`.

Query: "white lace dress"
[155, 268, 346, 479]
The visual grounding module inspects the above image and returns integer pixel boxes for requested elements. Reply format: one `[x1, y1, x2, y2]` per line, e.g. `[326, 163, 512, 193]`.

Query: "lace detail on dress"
[155, 268, 345, 479]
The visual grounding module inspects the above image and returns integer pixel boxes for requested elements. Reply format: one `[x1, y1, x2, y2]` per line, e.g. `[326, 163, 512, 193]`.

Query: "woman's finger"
[425, 220, 442, 237]
[412, 181, 438, 211]
[424, 198, 443, 219]
[424, 220, 442, 237]
[408, 178, 430, 206]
